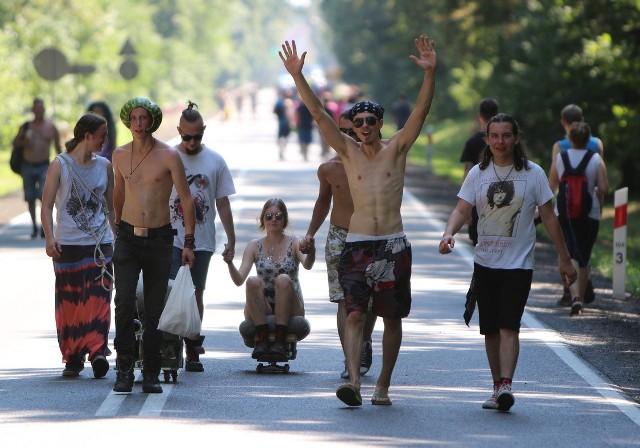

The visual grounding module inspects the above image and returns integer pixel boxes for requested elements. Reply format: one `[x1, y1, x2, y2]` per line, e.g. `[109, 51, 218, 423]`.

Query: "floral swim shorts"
[338, 235, 412, 318]
[325, 224, 348, 303]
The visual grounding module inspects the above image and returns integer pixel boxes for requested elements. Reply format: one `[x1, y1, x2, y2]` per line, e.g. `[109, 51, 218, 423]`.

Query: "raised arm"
[394, 35, 437, 153]
[279, 40, 349, 158]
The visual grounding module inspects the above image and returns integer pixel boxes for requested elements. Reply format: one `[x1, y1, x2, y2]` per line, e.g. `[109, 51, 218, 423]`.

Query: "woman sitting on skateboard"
[225, 198, 315, 358]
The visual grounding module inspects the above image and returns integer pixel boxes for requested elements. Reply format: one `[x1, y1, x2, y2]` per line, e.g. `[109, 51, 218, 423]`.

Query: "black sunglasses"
[352, 116, 379, 128]
[264, 212, 284, 221]
[340, 128, 356, 136]
[181, 133, 204, 142]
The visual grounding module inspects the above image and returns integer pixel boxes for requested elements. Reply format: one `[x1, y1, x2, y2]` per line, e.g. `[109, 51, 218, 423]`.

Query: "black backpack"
[557, 150, 594, 220]
[10, 122, 29, 175]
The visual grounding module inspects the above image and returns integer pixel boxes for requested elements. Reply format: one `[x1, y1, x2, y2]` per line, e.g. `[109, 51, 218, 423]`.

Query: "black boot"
[269, 325, 288, 358]
[185, 347, 204, 372]
[113, 355, 134, 392]
[252, 325, 269, 359]
[62, 354, 85, 377]
[142, 358, 163, 393]
[185, 335, 205, 355]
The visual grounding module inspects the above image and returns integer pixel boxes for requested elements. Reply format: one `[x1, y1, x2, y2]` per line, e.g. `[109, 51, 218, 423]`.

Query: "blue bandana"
[348, 101, 385, 120]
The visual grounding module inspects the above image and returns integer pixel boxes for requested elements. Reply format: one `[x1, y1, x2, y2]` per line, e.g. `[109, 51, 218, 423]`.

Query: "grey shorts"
[325, 224, 348, 303]
[169, 246, 213, 292]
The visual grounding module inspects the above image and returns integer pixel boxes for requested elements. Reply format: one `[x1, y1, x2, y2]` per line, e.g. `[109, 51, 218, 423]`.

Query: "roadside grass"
[0, 150, 22, 196]
[405, 120, 640, 297]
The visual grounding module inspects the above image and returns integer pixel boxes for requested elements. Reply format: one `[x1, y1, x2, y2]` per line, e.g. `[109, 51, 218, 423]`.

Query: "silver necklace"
[126, 138, 155, 181]
[493, 160, 515, 184]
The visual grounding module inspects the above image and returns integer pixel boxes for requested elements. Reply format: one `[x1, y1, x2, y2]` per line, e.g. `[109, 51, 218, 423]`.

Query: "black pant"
[112, 223, 173, 361]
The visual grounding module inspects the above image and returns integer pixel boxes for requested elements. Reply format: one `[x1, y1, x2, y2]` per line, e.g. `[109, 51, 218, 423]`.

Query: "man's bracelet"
[184, 233, 195, 250]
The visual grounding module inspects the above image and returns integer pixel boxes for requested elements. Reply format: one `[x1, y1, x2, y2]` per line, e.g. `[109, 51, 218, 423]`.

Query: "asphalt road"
[1, 90, 639, 447]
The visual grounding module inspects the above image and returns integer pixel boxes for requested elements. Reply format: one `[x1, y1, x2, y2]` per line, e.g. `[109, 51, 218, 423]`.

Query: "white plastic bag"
[158, 265, 201, 338]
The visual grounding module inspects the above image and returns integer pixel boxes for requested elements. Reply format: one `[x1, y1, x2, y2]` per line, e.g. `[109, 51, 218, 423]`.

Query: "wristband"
[184, 233, 195, 250]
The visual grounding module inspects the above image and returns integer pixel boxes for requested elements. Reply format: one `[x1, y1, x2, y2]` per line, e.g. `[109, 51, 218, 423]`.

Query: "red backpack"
[557, 150, 594, 220]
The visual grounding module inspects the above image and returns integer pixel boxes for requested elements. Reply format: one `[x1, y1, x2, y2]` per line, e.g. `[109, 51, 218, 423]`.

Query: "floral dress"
[256, 237, 303, 306]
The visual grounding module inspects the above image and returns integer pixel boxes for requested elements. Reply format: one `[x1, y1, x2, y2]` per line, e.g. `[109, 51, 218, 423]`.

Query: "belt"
[117, 221, 177, 238]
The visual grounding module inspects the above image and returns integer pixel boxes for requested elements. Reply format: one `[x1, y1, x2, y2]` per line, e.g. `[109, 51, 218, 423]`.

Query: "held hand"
[221, 243, 235, 260]
[279, 40, 306, 76]
[222, 247, 235, 265]
[299, 235, 314, 254]
[409, 35, 437, 72]
[438, 235, 455, 254]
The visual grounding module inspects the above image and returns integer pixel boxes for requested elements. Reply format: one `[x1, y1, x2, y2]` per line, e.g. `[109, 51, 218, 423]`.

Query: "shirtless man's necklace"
[127, 138, 155, 181]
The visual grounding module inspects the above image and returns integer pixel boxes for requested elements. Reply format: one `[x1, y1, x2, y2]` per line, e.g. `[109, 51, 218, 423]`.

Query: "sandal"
[336, 384, 362, 407]
[371, 391, 392, 405]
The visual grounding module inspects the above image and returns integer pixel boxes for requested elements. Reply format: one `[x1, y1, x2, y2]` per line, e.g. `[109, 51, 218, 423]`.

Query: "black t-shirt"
[460, 131, 486, 165]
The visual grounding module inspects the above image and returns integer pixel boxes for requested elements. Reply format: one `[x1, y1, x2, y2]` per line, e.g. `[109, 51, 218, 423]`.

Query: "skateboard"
[255, 339, 297, 374]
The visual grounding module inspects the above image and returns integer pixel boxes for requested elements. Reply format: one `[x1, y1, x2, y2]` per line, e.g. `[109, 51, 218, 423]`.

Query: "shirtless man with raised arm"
[280, 35, 437, 406]
[301, 113, 378, 380]
[111, 97, 195, 394]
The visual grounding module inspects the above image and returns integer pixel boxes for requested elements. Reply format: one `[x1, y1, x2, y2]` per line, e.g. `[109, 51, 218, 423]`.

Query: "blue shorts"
[297, 127, 312, 144]
[559, 217, 599, 268]
[169, 246, 213, 291]
[21, 161, 48, 202]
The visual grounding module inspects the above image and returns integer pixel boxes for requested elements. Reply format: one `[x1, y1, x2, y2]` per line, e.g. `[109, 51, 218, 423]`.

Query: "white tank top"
[54, 153, 113, 245]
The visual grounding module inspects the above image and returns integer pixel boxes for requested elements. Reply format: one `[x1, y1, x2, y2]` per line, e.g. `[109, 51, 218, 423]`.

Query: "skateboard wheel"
[256, 363, 264, 373]
[283, 364, 290, 373]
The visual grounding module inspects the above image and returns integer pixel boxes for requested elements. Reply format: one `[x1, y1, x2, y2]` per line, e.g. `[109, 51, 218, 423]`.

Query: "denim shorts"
[21, 161, 48, 202]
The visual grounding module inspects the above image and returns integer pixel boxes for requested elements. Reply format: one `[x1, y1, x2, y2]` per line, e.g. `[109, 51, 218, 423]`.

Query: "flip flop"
[336, 384, 362, 406]
[371, 391, 392, 405]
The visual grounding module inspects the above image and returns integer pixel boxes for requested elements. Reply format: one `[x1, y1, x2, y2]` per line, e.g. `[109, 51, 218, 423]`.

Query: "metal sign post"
[613, 187, 628, 298]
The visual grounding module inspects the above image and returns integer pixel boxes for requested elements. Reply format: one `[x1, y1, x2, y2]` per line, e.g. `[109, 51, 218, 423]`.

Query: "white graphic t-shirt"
[458, 160, 553, 270]
[169, 145, 235, 252]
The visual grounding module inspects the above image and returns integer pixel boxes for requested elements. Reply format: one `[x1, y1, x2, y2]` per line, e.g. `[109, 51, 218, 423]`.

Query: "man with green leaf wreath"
[111, 97, 195, 394]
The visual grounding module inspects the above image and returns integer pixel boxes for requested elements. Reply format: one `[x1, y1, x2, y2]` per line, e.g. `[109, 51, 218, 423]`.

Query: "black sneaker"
[91, 355, 109, 379]
[252, 341, 269, 359]
[360, 339, 372, 375]
[62, 356, 84, 377]
[570, 298, 583, 316]
[269, 341, 287, 358]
